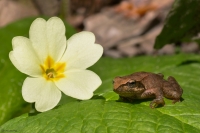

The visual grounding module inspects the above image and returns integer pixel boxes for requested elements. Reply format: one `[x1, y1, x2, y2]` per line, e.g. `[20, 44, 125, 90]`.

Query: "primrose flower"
[9, 17, 103, 112]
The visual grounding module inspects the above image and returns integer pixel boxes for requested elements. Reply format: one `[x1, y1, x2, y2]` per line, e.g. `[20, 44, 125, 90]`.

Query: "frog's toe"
[150, 102, 157, 108]
[172, 99, 181, 104]
[150, 98, 165, 108]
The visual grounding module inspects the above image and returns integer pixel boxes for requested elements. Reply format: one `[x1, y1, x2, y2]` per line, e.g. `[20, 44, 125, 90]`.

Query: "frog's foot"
[172, 99, 181, 104]
[150, 98, 165, 108]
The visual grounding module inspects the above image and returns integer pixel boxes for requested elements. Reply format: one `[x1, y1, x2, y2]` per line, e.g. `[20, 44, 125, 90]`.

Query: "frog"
[113, 71, 183, 108]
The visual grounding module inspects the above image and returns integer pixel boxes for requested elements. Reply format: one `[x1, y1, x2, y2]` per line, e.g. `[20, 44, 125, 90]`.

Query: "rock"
[84, 0, 175, 57]
[33, 0, 61, 16]
[181, 43, 199, 53]
[0, 0, 39, 27]
[104, 49, 122, 58]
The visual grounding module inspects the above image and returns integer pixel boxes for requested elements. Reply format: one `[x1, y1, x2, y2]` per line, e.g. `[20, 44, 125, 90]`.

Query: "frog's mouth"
[113, 85, 145, 95]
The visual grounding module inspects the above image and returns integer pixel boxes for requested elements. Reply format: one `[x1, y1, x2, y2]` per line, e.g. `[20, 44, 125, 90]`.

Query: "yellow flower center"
[40, 56, 66, 81]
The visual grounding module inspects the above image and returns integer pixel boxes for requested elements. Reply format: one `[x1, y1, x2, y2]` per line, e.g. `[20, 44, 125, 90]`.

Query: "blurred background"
[1, 0, 199, 58]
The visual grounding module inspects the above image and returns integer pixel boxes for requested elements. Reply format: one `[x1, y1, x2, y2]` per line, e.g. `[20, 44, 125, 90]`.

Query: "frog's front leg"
[163, 76, 183, 103]
[141, 89, 165, 108]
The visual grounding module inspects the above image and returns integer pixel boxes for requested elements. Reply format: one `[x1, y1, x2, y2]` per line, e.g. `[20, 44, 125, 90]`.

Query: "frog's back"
[128, 71, 152, 81]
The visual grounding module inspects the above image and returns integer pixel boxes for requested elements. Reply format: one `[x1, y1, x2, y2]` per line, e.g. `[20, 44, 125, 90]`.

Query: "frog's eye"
[128, 81, 136, 87]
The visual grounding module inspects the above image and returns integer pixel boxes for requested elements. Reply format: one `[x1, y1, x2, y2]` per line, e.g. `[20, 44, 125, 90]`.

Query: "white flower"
[9, 17, 103, 112]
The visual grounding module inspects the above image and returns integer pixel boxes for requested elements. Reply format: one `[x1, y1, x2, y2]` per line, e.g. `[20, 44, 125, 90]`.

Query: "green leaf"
[1, 54, 200, 132]
[0, 17, 76, 125]
[0, 100, 199, 133]
[154, 0, 200, 49]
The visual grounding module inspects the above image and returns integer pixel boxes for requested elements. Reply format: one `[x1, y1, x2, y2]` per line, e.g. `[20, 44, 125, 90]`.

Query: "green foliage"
[154, 0, 200, 49]
[1, 100, 200, 133]
[1, 16, 200, 133]
[1, 53, 200, 132]
[0, 17, 76, 125]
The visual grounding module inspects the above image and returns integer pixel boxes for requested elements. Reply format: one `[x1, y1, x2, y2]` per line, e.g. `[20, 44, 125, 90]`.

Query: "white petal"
[61, 31, 103, 70]
[46, 17, 66, 62]
[55, 69, 102, 100]
[29, 18, 47, 62]
[29, 17, 66, 62]
[22, 77, 61, 112]
[9, 36, 41, 77]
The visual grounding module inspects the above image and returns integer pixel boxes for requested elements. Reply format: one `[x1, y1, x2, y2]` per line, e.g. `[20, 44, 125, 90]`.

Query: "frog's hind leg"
[163, 76, 183, 103]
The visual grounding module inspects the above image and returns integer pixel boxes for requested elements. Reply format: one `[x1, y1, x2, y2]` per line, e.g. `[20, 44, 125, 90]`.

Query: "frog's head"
[113, 76, 145, 97]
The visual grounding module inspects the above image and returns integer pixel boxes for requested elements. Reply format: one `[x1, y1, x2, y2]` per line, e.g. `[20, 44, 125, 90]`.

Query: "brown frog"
[113, 72, 183, 108]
